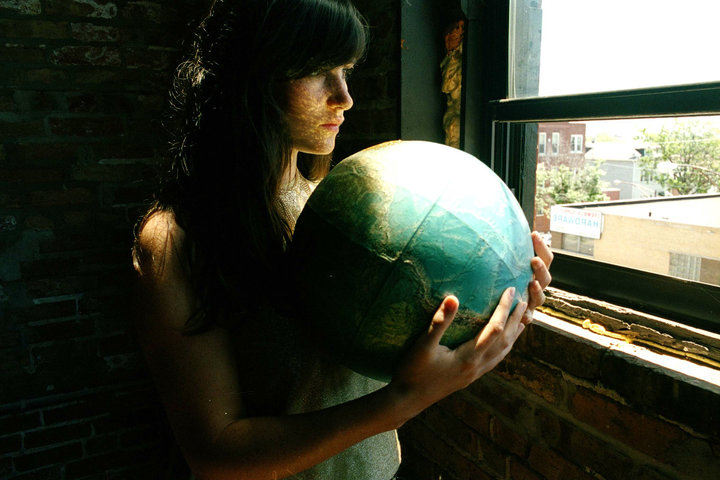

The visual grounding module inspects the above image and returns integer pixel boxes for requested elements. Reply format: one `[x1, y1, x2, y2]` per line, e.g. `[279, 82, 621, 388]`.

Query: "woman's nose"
[328, 75, 353, 110]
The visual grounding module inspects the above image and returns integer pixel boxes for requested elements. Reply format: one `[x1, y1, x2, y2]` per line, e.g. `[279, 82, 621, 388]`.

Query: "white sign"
[549, 206, 603, 239]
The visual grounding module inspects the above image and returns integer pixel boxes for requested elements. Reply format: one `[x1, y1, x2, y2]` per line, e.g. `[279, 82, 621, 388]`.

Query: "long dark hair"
[134, 0, 368, 332]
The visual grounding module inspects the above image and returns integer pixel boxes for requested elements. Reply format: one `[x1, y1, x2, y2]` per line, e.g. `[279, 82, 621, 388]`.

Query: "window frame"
[465, 0, 720, 332]
[570, 134, 583, 153]
[550, 131, 559, 155]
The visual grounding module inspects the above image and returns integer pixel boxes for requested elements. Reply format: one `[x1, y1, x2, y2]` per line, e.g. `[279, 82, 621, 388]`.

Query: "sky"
[535, 0, 720, 140]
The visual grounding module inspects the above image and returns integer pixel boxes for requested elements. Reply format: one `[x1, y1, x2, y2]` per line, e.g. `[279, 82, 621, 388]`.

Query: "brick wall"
[0, 0, 399, 478]
[5, 2, 717, 480]
[0, 1, 210, 478]
[398, 313, 720, 480]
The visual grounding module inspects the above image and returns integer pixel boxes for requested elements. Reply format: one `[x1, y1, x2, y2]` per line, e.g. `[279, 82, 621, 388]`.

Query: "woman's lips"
[321, 124, 340, 132]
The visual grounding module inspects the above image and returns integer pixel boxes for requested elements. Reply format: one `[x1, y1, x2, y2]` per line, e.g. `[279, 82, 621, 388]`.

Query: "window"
[469, 0, 720, 333]
[538, 132, 546, 155]
[560, 233, 594, 256]
[669, 252, 701, 281]
[570, 134, 582, 153]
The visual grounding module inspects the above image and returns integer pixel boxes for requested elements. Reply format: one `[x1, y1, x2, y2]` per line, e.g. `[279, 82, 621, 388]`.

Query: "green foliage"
[638, 119, 720, 195]
[535, 162, 608, 214]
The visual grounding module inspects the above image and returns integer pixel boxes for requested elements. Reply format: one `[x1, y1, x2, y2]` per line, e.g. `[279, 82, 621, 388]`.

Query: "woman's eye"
[342, 67, 354, 79]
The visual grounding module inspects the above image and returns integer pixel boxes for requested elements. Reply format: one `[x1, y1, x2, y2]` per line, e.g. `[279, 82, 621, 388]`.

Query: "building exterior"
[584, 141, 663, 200]
[550, 194, 720, 285]
[538, 122, 587, 169]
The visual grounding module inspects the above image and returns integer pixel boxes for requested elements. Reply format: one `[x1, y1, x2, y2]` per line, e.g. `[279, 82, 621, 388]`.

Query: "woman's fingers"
[531, 257, 552, 289]
[474, 287, 526, 351]
[531, 231, 554, 269]
[426, 295, 459, 344]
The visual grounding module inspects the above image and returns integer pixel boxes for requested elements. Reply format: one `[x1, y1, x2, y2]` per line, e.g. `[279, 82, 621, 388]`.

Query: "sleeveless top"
[232, 173, 401, 480]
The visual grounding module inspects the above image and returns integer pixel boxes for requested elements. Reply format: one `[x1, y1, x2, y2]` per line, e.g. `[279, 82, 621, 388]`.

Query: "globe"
[290, 140, 534, 382]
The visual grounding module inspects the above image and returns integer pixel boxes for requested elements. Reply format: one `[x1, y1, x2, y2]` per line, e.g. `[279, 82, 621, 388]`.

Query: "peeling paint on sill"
[536, 290, 720, 388]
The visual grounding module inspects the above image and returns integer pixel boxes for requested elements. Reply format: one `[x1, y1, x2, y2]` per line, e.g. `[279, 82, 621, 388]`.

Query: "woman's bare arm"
[133, 213, 548, 480]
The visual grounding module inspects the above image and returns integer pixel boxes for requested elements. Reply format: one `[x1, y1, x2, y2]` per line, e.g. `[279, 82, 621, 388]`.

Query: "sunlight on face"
[284, 65, 355, 155]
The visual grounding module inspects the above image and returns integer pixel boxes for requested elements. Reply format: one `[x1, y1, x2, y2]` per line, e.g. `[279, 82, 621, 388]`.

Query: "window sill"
[537, 287, 720, 383]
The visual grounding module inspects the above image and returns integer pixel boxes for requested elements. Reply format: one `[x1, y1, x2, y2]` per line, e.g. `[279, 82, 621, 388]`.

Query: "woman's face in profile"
[283, 64, 355, 155]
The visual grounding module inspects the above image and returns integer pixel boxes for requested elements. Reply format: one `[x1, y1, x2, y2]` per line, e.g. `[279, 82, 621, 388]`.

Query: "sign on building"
[550, 205, 603, 239]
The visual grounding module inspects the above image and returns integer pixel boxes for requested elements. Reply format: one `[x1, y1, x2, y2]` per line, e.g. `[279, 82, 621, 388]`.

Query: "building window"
[570, 134, 583, 153]
[479, 0, 720, 332]
[560, 234, 594, 256]
[538, 132, 546, 154]
[669, 252, 701, 281]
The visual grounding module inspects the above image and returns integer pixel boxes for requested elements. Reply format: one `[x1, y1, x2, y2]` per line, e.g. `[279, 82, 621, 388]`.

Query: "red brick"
[120, 1, 177, 24]
[22, 68, 70, 85]
[508, 458, 544, 480]
[50, 46, 121, 67]
[48, 116, 123, 137]
[8, 466, 63, 480]
[59, 211, 90, 228]
[70, 22, 120, 42]
[437, 392, 492, 437]
[494, 353, 566, 406]
[85, 433, 118, 455]
[14, 90, 62, 112]
[29, 187, 93, 206]
[0, 433, 21, 455]
[15, 142, 78, 164]
[395, 446, 449, 480]
[0, 91, 15, 111]
[527, 444, 595, 480]
[533, 407, 565, 448]
[26, 276, 87, 298]
[0, 19, 69, 39]
[66, 93, 98, 113]
[0, 45, 46, 63]
[569, 387, 685, 459]
[0, 167, 64, 183]
[0, 0, 41, 15]
[0, 346, 31, 373]
[13, 442, 83, 472]
[467, 375, 531, 422]
[71, 163, 135, 182]
[520, 322, 604, 381]
[42, 397, 110, 426]
[25, 317, 93, 344]
[567, 426, 634, 479]
[492, 417, 529, 458]
[0, 118, 44, 137]
[45, 0, 118, 19]
[400, 419, 494, 480]
[0, 411, 42, 435]
[23, 422, 92, 449]
[422, 404, 479, 458]
[123, 46, 173, 70]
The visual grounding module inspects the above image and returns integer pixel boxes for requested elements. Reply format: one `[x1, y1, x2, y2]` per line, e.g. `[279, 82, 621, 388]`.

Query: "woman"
[132, 0, 553, 479]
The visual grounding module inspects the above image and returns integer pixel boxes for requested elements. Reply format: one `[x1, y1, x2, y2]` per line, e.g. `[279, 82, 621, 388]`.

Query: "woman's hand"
[526, 231, 553, 324]
[386, 231, 553, 420]
[388, 288, 528, 420]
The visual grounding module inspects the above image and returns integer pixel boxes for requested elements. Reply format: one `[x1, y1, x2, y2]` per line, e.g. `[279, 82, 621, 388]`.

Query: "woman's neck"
[281, 149, 300, 188]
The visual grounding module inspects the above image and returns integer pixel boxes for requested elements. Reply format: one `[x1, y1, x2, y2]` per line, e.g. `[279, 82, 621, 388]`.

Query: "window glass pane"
[510, 0, 720, 98]
[533, 117, 720, 286]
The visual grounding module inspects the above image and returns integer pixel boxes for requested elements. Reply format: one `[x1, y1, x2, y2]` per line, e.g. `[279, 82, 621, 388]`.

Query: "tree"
[638, 119, 720, 195]
[535, 162, 608, 215]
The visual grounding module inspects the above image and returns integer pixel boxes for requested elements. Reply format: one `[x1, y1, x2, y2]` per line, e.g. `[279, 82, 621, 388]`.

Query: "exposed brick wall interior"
[0, 0, 399, 478]
[398, 317, 720, 480]
[2, 1, 718, 480]
[1, 1, 213, 478]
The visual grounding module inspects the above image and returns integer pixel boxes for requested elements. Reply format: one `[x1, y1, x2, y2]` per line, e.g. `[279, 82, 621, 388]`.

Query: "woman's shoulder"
[133, 209, 187, 279]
